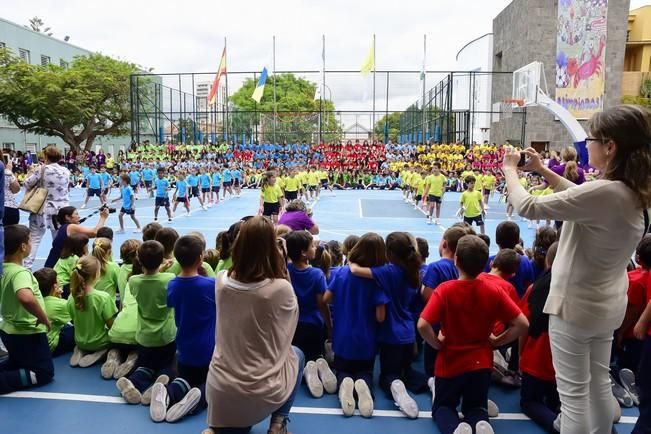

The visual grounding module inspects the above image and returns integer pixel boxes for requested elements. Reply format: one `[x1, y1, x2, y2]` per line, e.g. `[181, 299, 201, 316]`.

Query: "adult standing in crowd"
[3, 159, 20, 226]
[278, 199, 319, 234]
[23, 146, 71, 269]
[205, 216, 304, 434]
[548, 146, 586, 185]
[502, 105, 651, 434]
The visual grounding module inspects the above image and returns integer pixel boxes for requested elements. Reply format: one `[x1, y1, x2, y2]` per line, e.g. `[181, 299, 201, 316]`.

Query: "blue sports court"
[0, 188, 640, 433]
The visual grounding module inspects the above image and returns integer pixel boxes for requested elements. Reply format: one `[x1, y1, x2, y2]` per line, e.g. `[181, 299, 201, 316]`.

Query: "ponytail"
[91, 238, 112, 276]
[69, 256, 100, 311]
[563, 161, 579, 183]
[313, 244, 333, 280]
[385, 232, 423, 289]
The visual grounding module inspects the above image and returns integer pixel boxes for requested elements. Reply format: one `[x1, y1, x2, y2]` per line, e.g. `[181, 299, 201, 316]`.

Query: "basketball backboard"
[512, 61, 543, 106]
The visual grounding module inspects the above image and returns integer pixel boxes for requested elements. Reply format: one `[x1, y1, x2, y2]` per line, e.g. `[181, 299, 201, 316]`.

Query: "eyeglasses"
[585, 137, 601, 143]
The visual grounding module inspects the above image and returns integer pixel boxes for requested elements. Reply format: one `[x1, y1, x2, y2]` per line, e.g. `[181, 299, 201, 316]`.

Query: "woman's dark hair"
[60, 233, 90, 259]
[385, 232, 422, 288]
[532, 226, 557, 271]
[587, 104, 651, 208]
[348, 233, 387, 268]
[326, 240, 343, 267]
[57, 206, 77, 225]
[230, 216, 287, 283]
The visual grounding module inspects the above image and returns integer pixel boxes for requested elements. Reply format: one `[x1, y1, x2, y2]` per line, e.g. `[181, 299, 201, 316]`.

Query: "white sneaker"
[79, 349, 108, 368]
[427, 218, 433, 225]
[316, 358, 337, 394]
[202, 205, 207, 211]
[116, 377, 142, 404]
[149, 382, 168, 422]
[390, 379, 419, 419]
[475, 420, 494, 434]
[141, 375, 170, 405]
[132, 228, 142, 233]
[113, 351, 138, 379]
[70, 346, 84, 367]
[338, 377, 355, 417]
[115, 229, 126, 234]
[428, 377, 435, 404]
[354, 379, 374, 418]
[453, 422, 473, 434]
[165, 387, 202, 422]
[100, 349, 121, 379]
[435, 218, 440, 225]
[304, 360, 324, 398]
[186, 212, 191, 217]
[487, 399, 499, 417]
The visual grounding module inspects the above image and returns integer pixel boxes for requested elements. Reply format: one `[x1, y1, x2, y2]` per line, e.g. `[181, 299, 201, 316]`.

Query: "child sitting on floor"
[35, 268, 75, 357]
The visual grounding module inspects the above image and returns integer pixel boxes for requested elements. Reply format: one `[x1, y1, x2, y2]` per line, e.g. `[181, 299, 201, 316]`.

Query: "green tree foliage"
[0, 49, 137, 152]
[373, 112, 401, 142]
[229, 73, 340, 142]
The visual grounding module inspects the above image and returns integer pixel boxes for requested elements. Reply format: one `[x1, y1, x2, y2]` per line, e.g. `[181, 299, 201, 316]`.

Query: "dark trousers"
[128, 341, 176, 392]
[166, 362, 209, 411]
[619, 337, 644, 373]
[432, 369, 491, 434]
[52, 324, 75, 357]
[424, 342, 438, 378]
[0, 331, 54, 394]
[2, 207, 19, 226]
[292, 321, 325, 362]
[379, 343, 428, 396]
[334, 355, 374, 391]
[520, 373, 560, 433]
[633, 336, 651, 434]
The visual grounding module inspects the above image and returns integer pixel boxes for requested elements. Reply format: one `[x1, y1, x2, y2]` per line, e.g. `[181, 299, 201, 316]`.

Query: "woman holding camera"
[43, 205, 110, 269]
[502, 105, 651, 434]
[23, 146, 71, 269]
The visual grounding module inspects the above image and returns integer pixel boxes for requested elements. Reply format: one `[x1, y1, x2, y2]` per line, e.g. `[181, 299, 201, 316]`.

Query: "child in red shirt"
[631, 234, 651, 434]
[519, 242, 560, 433]
[418, 235, 528, 434]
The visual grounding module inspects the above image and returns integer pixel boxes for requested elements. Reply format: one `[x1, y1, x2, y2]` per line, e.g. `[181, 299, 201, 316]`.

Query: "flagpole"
[272, 35, 277, 144]
[422, 34, 427, 145]
[224, 37, 229, 144]
[319, 34, 325, 143]
[372, 34, 376, 142]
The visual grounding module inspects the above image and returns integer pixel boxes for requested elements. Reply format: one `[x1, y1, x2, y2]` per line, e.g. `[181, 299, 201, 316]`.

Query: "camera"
[100, 204, 117, 214]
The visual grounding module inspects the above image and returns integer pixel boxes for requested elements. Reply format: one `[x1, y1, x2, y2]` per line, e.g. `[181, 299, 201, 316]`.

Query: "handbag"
[18, 166, 48, 214]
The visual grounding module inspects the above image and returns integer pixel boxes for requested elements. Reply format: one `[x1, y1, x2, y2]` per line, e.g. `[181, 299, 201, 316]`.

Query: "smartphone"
[517, 152, 527, 167]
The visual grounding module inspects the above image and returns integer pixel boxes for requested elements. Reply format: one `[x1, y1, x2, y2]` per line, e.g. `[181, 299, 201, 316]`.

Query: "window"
[2, 143, 15, 151]
[41, 55, 51, 66]
[18, 48, 30, 63]
[60, 59, 68, 69]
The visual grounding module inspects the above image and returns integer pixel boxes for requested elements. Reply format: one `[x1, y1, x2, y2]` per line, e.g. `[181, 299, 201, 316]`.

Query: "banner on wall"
[555, 0, 608, 119]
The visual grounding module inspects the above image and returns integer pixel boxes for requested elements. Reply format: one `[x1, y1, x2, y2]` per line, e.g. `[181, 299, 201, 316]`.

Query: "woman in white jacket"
[502, 105, 651, 434]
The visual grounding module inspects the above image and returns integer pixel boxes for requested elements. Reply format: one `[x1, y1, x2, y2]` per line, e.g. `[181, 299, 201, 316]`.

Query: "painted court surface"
[0, 188, 640, 433]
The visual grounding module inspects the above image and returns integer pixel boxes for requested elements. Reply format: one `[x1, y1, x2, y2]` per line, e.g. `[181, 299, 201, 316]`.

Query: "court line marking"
[0, 391, 638, 424]
[358, 199, 363, 218]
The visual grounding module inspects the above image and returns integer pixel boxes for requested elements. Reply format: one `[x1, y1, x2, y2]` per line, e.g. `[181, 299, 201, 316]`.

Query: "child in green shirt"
[34, 268, 74, 356]
[459, 175, 486, 235]
[0, 225, 54, 394]
[67, 255, 117, 368]
[53, 233, 89, 297]
[91, 237, 120, 303]
[116, 240, 176, 405]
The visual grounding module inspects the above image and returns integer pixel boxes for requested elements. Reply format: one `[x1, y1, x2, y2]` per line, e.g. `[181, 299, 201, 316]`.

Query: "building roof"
[0, 16, 91, 54]
[343, 122, 371, 133]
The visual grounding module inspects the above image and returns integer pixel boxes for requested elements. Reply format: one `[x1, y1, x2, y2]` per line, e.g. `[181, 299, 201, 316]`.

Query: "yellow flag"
[360, 46, 374, 75]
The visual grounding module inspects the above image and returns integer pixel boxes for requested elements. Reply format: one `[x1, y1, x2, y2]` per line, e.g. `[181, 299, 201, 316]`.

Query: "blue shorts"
[464, 215, 484, 226]
[120, 207, 135, 215]
[87, 188, 101, 197]
[212, 185, 221, 192]
[201, 187, 211, 193]
[155, 197, 170, 207]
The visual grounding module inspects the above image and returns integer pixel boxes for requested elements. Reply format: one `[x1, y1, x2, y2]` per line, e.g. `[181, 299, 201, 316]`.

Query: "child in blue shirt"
[199, 168, 212, 207]
[112, 174, 141, 234]
[323, 233, 389, 418]
[210, 169, 222, 205]
[153, 168, 173, 223]
[99, 165, 111, 204]
[129, 168, 141, 196]
[284, 231, 336, 399]
[81, 166, 104, 209]
[142, 165, 156, 198]
[173, 172, 191, 216]
[147, 235, 216, 423]
[349, 231, 426, 419]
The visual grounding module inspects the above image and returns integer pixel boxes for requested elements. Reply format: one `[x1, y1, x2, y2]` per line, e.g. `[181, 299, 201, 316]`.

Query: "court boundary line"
[0, 391, 639, 424]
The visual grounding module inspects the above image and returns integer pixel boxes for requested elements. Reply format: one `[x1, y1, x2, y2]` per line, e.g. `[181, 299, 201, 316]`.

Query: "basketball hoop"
[504, 98, 525, 107]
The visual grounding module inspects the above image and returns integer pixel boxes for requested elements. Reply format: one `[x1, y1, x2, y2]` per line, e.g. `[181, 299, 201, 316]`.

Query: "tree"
[0, 49, 137, 152]
[373, 112, 401, 142]
[29, 16, 45, 32]
[229, 73, 340, 142]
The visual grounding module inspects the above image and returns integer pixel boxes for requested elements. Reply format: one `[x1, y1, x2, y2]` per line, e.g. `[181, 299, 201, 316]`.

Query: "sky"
[2, 0, 648, 125]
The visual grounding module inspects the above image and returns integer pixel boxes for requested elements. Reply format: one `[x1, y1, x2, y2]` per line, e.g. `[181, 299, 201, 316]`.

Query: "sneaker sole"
[619, 369, 640, 406]
[113, 353, 138, 379]
[141, 375, 170, 406]
[390, 380, 419, 419]
[305, 361, 324, 398]
[316, 358, 337, 394]
[339, 378, 355, 417]
[149, 383, 168, 422]
[78, 349, 108, 368]
[475, 420, 495, 434]
[100, 354, 120, 379]
[354, 379, 374, 418]
[116, 377, 142, 404]
[165, 388, 201, 422]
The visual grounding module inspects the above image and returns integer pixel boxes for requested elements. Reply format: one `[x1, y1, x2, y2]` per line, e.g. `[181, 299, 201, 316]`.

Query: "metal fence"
[129, 69, 526, 146]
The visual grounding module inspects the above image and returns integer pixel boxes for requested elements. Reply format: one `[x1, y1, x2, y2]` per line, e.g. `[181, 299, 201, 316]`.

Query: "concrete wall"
[490, 0, 630, 150]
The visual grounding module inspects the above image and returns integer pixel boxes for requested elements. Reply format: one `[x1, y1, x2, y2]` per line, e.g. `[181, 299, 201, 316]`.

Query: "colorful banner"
[555, 0, 608, 119]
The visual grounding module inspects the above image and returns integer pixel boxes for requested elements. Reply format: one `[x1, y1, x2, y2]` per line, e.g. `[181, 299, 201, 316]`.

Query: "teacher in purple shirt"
[278, 200, 319, 234]
[547, 146, 585, 185]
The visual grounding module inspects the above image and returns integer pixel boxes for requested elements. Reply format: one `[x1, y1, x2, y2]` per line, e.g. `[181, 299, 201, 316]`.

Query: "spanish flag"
[251, 67, 268, 103]
[208, 47, 227, 106]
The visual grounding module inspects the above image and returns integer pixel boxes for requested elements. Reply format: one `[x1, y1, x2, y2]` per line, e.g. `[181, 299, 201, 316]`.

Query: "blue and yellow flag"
[251, 67, 268, 103]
